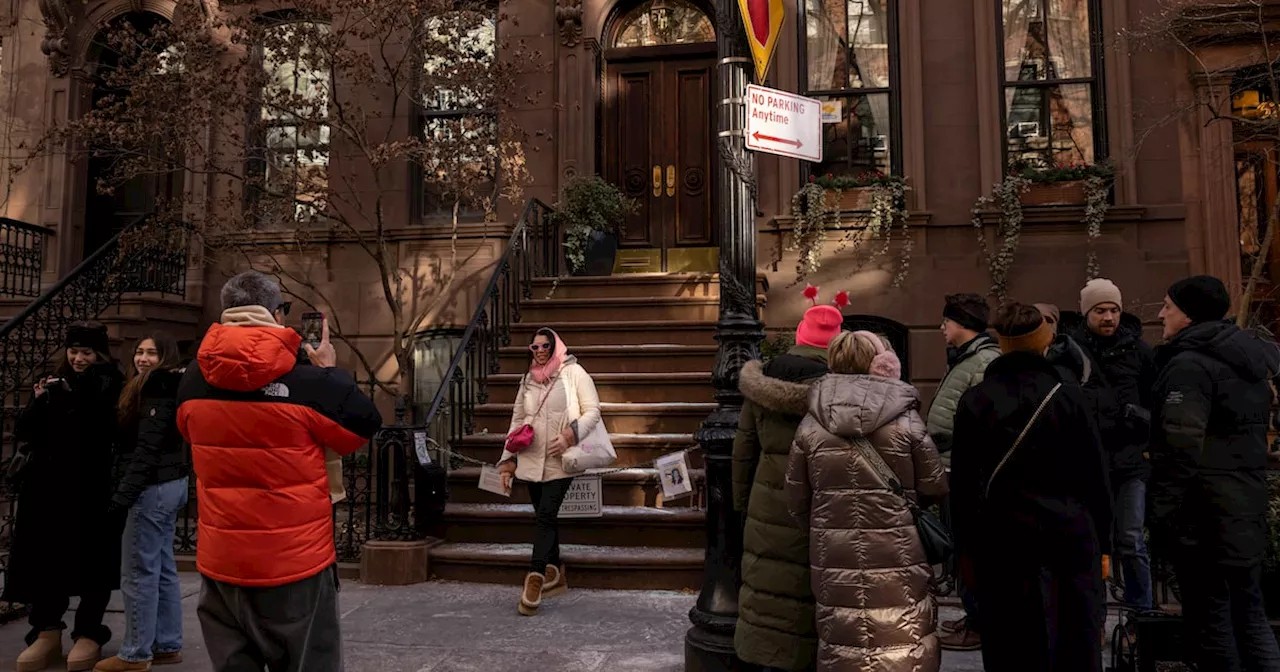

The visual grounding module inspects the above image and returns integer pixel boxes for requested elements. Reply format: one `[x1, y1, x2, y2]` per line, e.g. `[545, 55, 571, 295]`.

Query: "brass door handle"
[653, 166, 661, 197]
[666, 165, 676, 197]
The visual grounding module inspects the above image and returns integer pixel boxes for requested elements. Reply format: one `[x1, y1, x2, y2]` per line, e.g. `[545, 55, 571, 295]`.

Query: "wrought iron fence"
[0, 214, 189, 612]
[0, 219, 48, 298]
[368, 198, 557, 540]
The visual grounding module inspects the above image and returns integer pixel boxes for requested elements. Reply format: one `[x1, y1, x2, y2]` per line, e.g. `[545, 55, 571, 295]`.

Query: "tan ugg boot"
[518, 572, 544, 616]
[151, 652, 182, 666]
[16, 630, 62, 672]
[91, 656, 151, 671]
[542, 564, 568, 598]
[66, 637, 101, 671]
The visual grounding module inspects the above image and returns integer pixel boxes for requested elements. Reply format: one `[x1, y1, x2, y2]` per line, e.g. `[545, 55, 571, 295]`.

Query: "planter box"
[824, 187, 874, 211]
[1021, 180, 1086, 206]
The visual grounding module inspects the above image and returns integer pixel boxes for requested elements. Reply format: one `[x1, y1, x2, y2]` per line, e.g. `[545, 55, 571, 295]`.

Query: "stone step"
[487, 372, 712, 404]
[497, 344, 717, 374]
[448, 466, 705, 507]
[453, 433, 702, 469]
[520, 296, 723, 323]
[442, 503, 704, 547]
[428, 542, 704, 590]
[511, 320, 716, 346]
[531, 273, 721, 300]
[472, 402, 716, 435]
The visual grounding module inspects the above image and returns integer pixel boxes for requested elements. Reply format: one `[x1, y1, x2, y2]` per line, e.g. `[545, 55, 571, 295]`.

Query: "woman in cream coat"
[497, 327, 601, 616]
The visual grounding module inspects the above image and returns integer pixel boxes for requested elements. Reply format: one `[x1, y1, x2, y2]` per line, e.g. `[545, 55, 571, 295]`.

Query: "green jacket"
[926, 333, 1001, 454]
[732, 346, 827, 672]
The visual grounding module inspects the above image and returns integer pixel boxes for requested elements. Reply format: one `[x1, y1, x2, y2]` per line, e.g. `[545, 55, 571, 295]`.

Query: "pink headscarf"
[529, 328, 568, 384]
[851, 330, 902, 380]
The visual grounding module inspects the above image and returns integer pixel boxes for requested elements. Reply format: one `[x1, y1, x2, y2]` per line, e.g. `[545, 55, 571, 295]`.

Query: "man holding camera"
[1070, 279, 1157, 612]
[177, 271, 381, 672]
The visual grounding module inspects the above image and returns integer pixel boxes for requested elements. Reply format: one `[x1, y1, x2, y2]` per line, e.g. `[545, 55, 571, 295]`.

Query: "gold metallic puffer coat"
[786, 373, 949, 672]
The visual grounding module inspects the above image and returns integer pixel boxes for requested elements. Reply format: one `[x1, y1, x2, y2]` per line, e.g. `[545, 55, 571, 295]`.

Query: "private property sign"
[745, 84, 822, 163]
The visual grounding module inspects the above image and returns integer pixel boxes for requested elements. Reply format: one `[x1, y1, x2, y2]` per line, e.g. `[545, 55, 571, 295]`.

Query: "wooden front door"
[604, 45, 716, 270]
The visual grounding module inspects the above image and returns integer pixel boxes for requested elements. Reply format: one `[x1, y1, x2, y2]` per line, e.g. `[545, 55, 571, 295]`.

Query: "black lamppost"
[684, 0, 763, 668]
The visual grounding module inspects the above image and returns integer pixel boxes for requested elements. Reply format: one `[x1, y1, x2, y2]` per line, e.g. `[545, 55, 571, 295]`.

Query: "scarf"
[529, 328, 568, 384]
[219, 305, 286, 329]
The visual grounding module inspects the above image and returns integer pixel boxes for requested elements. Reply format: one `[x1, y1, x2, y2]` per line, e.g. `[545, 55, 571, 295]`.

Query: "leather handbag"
[504, 377, 556, 453]
[852, 435, 953, 566]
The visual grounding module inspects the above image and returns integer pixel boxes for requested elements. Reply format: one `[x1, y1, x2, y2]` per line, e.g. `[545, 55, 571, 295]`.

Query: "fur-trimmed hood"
[739, 352, 826, 417]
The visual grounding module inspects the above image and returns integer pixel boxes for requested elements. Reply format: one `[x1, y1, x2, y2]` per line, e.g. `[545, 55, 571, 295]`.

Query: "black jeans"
[527, 478, 573, 575]
[27, 591, 112, 646]
[1176, 562, 1280, 672]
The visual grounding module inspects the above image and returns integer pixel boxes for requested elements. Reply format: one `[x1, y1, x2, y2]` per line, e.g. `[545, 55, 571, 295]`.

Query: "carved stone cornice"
[555, 0, 583, 47]
[38, 0, 73, 77]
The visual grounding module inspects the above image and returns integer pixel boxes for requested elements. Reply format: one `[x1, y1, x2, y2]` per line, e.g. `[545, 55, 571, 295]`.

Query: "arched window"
[998, 0, 1106, 170]
[418, 9, 498, 220]
[801, 0, 899, 178]
[257, 20, 330, 223]
[613, 0, 714, 48]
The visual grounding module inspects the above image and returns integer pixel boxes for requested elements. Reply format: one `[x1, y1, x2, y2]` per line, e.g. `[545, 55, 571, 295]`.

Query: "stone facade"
[1, 0, 1272, 407]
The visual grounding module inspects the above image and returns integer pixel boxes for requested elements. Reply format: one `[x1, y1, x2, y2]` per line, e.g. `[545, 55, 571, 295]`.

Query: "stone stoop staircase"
[430, 273, 762, 591]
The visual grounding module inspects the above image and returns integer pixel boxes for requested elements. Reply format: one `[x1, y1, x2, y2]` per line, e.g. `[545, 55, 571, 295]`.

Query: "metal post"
[684, 0, 763, 668]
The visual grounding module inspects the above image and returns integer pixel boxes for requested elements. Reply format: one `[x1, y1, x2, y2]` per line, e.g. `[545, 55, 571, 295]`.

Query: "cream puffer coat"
[499, 355, 602, 483]
[786, 373, 949, 672]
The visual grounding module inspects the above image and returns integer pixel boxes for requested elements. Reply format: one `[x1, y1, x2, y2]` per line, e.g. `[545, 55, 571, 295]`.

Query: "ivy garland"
[788, 177, 913, 286]
[1083, 175, 1111, 281]
[972, 176, 1031, 304]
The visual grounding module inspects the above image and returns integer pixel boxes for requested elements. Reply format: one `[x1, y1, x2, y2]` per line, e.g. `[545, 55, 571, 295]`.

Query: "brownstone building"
[0, 0, 1275, 586]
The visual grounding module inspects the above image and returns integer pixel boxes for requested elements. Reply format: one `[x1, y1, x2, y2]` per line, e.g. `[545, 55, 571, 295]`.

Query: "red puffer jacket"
[177, 323, 381, 587]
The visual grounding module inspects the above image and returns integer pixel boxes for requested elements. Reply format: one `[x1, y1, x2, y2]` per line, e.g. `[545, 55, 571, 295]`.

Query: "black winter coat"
[1064, 312, 1157, 485]
[112, 368, 190, 513]
[950, 352, 1113, 562]
[1149, 320, 1280, 567]
[2, 363, 125, 604]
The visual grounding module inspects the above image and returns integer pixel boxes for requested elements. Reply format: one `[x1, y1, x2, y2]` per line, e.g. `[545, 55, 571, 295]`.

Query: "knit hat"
[65, 322, 109, 353]
[796, 285, 847, 349]
[1167, 275, 1231, 324]
[1033, 303, 1060, 328]
[997, 312, 1055, 355]
[942, 294, 989, 333]
[1080, 278, 1123, 314]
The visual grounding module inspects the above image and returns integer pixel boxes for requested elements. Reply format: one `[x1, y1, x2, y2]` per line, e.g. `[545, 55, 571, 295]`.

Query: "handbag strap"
[985, 383, 1062, 498]
[852, 436, 919, 514]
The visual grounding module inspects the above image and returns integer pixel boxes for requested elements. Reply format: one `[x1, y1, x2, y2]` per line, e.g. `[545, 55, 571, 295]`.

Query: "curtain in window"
[1045, 0, 1091, 79]
[806, 0, 842, 91]
[1002, 0, 1035, 82]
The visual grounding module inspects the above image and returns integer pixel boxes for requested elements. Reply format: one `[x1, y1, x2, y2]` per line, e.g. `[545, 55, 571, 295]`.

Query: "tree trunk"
[1237, 199, 1280, 328]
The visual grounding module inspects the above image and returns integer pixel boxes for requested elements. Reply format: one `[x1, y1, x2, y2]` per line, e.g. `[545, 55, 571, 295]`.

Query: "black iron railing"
[369, 198, 557, 540]
[0, 219, 49, 298]
[0, 214, 190, 594]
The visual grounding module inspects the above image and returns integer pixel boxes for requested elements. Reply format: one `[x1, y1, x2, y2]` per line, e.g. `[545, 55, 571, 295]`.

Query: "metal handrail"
[419, 197, 552, 430]
[0, 218, 50, 298]
[0, 218, 50, 236]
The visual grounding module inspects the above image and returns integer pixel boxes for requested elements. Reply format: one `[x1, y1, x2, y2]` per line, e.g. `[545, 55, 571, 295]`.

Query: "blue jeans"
[119, 477, 189, 663]
[1115, 477, 1153, 610]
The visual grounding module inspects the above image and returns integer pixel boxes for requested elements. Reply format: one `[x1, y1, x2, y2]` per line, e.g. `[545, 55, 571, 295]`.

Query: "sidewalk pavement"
[0, 574, 1004, 671]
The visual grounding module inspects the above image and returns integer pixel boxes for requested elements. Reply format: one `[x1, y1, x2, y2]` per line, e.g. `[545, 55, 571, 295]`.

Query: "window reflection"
[998, 0, 1102, 169]
[803, 0, 896, 177]
[614, 0, 714, 48]
[261, 21, 330, 223]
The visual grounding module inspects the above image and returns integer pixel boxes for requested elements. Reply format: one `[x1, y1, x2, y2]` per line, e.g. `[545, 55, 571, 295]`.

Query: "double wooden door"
[604, 47, 716, 268]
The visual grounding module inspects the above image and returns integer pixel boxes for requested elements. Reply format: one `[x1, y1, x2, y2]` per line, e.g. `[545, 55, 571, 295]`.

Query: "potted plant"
[1009, 159, 1114, 206]
[810, 171, 906, 211]
[550, 176, 637, 276]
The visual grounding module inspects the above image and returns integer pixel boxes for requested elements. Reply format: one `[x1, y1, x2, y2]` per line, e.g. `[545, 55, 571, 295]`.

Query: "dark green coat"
[732, 346, 827, 672]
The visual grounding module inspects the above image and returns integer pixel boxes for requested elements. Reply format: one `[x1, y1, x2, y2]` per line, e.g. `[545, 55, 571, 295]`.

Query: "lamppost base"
[684, 624, 739, 672]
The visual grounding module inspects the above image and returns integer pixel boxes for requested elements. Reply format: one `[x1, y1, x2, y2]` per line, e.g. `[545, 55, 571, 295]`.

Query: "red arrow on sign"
[752, 131, 802, 148]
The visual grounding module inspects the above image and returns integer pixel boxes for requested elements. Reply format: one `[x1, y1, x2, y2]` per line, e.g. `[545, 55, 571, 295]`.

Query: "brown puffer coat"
[786, 373, 949, 672]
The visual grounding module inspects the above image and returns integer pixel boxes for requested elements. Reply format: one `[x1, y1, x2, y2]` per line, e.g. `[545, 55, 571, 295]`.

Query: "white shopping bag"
[561, 423, 617, 473]
[656, 451, 693, 500]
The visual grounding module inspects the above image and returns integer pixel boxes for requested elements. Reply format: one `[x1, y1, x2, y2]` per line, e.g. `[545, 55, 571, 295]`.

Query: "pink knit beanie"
[796, 285, 847, 349]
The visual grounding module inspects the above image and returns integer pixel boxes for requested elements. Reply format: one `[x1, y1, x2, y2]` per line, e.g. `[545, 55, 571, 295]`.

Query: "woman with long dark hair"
[6, 322, 124, 672]
[496, 327, 601, 616]
[949, 303, 1113, 672]
[95, 332, 191, 672]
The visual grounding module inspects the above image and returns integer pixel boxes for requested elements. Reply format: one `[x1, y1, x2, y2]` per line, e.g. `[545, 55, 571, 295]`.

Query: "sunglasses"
[277, 301, 292, 317]
[529, 343, 552, 352]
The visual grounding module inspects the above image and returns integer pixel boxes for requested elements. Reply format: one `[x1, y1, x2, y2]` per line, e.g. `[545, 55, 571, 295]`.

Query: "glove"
[3, 449, 31, 486]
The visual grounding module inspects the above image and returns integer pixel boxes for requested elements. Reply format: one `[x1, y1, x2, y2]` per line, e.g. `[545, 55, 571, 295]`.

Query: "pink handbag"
[504, 380, 555, 453]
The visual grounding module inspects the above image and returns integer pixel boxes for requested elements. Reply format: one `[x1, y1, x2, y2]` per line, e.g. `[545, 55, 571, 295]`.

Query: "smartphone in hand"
[301, 312, 324, 350]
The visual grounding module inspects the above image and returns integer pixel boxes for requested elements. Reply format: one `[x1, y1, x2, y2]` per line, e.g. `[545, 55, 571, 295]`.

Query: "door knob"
[653, 165, 661, 197]
[666, 165, 676, 197]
